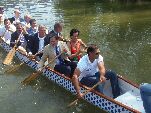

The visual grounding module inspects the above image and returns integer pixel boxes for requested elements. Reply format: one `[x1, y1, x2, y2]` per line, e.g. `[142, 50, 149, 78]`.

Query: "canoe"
[0, 37, 145, 113]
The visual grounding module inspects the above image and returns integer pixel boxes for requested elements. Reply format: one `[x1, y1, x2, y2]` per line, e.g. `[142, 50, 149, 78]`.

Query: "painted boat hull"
[0, 38, 145, 113]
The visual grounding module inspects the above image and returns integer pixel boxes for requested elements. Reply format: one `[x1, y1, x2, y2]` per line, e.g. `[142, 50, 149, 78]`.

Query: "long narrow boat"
[0, 37, 146, 113]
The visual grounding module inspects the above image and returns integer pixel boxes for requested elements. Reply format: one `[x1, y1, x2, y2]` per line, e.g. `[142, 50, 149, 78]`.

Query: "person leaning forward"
[38, 35, 77, 77]
[72, 44, 121, 99]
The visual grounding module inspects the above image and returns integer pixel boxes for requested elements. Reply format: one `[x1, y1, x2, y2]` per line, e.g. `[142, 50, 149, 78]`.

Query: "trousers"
[54, 60, 77, 78]
[80, 70, 120, 98]
[140, 83, 151, 113]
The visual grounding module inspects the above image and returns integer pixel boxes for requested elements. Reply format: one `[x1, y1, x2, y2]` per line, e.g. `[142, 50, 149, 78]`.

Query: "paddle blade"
[21, 71, 42, 85]
[4, 62, 24, 73]
[67, 99, 78, 107]
[3, 47, 16, 65]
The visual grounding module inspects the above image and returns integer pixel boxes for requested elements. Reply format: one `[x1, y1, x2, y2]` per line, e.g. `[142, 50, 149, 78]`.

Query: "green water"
[0, 0, 151, 113]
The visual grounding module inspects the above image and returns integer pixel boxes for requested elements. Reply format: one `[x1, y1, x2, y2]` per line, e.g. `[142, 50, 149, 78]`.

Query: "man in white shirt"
[72, 44, 120, 99]
[0, 19, 16, 44]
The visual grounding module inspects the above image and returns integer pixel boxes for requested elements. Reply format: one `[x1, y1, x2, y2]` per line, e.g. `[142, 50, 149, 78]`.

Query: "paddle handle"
[83, 80, 102, 95]
[40, 52, 63, 71]
[21, 52, 63, 85]
[68, 81, 102, 107]
[13, 32, 23, 48]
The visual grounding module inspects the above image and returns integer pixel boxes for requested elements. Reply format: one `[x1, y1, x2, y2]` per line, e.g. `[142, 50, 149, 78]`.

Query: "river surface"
[0, 0, 151, 113]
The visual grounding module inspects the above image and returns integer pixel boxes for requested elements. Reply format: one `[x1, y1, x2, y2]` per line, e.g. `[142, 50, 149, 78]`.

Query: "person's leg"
[140, 83, 151, 113]
[80, 73, 104, 93]
[105, 70, 120, 98]
[64, 60, 77, 77]
[54, 64, 71, 77]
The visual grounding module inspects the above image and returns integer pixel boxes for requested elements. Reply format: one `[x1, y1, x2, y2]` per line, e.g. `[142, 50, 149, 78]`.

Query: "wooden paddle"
[4, 62, 24, 73]
[21, 52, 63, 85]
[4, 49, 44, 73]
[3, 33, 22, 65]
[67, 81, 102, 107]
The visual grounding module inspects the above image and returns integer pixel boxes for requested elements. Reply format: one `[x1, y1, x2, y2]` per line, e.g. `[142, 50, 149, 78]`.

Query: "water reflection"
[2, 0, 64, 29]
[0, 0, 151, 113]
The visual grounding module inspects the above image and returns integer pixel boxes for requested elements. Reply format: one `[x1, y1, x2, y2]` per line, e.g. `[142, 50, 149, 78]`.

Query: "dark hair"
[54, 23, 62, 29]
[87, 44, 99, 55]
[29, 19, 36, 25]
[0, 6, 4, 11]
[4, 19, 9, 24]
[51, 35, 60, 41]
[16, 22, 22, 26]
[70, 28, 80, 37]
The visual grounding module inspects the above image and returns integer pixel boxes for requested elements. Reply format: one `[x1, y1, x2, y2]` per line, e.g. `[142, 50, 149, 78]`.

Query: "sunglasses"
[95, 52, 100, 55]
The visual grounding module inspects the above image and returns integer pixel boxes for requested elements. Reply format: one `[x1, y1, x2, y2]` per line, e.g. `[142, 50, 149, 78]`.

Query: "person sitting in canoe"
[140, 83, 151, 113]
[67, 28, 87, 62]
[0, 6, 8, 26]
[21, 14, 32, 31]
[9, 9, 24, 25]
[27, 25, 47, 61]
[0, 19, 16, 44]
[27, 19, 38, 35]
[72, 44, 121, 99]
[45, 22, 64, 45]
[38, 35, 77, 78]
[10, 22, 29, 54]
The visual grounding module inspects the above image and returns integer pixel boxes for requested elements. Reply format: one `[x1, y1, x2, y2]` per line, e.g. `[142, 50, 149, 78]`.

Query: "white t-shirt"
[38, 34, 45, 52]
[0, 24, 16, 44]
[77, 54, 104, 81]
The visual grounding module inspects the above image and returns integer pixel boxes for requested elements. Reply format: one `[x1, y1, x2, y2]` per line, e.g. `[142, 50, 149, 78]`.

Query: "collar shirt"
[53, 43, 61, 65]
[13, 16, 22, 24]
[53, 30, 61, 37]
[27, 27, 38, 35]
[77, 54, 104, 81]
[13, 16, 20, 24]
[38, 34, 45, 52]
[19, 33, 27, 49]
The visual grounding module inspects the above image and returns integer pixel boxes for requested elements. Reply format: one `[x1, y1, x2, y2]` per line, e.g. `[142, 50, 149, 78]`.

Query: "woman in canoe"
[67, 28, 87, 62]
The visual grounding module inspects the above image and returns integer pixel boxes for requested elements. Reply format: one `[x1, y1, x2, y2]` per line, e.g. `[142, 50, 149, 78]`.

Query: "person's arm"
[72, 68, 83, 98]
[61, 41, 71, 57]
[38, 46, 49, 71]
[98, 62, 106, 83]
[79, 39, 87, 48]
